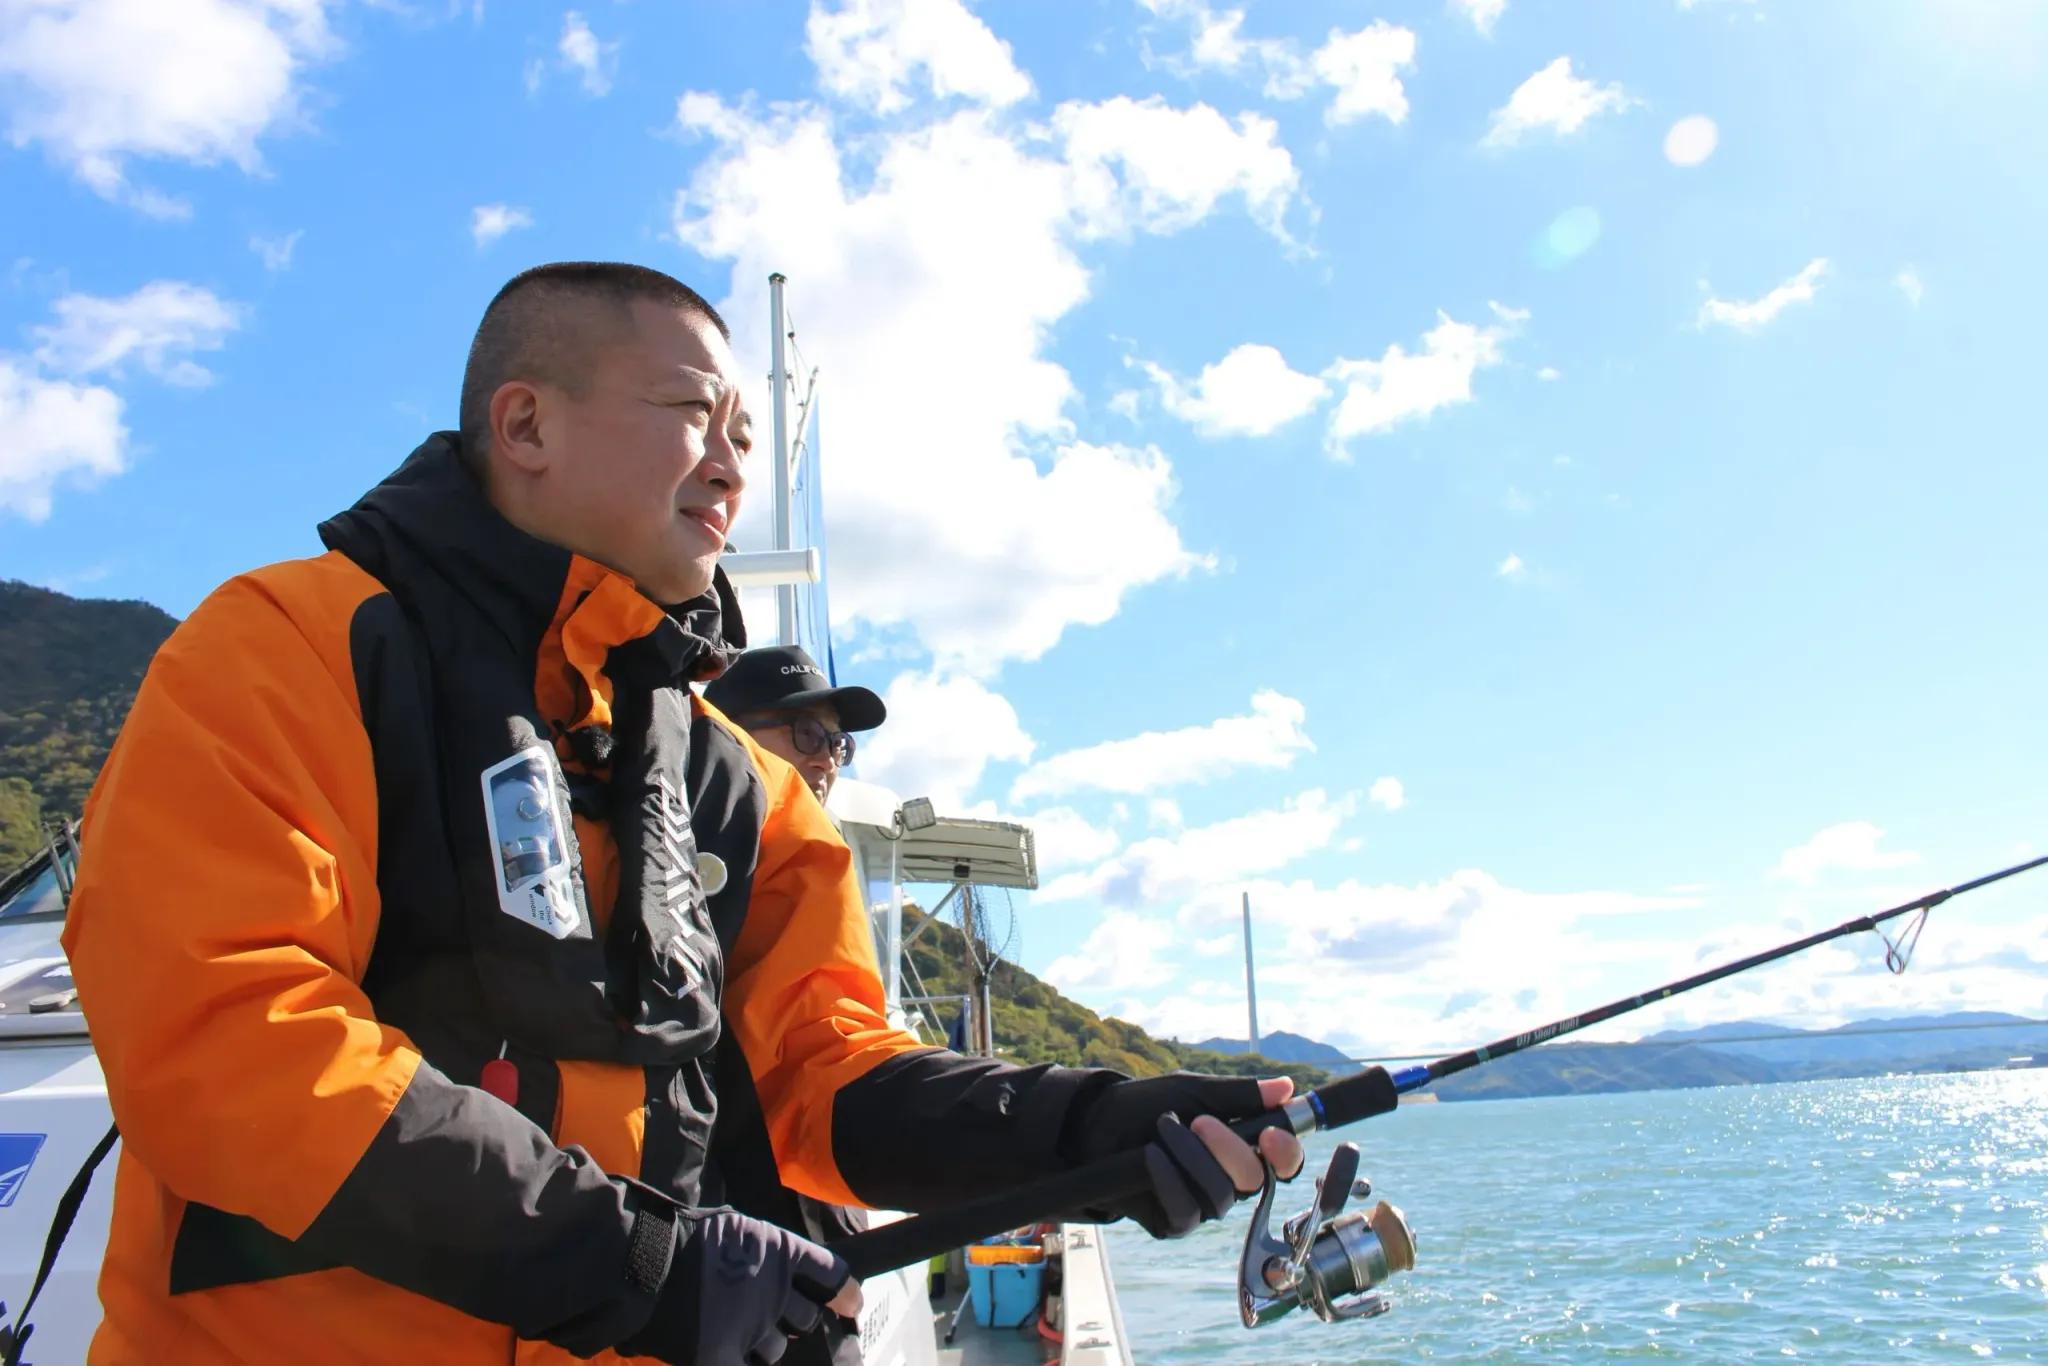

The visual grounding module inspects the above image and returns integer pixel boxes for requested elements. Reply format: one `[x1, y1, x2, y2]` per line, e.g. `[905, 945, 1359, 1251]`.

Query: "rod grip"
[1302, 1065, 1399, 1130]
[827, 1068, 1401, 1279]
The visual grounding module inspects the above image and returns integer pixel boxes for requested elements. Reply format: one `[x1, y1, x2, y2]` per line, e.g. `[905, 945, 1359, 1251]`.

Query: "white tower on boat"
[1243, 890, 1261, 1058]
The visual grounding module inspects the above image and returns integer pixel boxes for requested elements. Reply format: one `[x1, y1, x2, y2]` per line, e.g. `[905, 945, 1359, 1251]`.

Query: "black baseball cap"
[703, 645, 887, 732]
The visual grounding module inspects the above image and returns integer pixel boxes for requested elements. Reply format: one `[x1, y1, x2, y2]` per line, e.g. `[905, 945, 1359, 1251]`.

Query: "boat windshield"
[0, 844, 86, 1030]
[0, 860, 67, 923]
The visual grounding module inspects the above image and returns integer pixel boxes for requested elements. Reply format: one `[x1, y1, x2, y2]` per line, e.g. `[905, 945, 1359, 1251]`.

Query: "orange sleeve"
[718, 725, 926, 1208]
[61, 562, 422, 1240]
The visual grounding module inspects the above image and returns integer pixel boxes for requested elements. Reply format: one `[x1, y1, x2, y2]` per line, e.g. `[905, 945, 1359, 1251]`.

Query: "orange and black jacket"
[60, 435, 1120, 1363]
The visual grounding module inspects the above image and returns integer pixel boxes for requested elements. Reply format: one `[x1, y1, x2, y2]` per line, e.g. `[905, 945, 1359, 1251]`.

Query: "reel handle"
[828, 1066, 1401, 1279]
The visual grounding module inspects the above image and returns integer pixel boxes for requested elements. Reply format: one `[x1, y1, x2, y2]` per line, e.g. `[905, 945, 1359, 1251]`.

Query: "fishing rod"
[829, 852, 2048, 1328]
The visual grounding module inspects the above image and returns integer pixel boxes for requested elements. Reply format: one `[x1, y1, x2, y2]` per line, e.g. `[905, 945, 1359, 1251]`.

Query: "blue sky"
[4, 0, 2045, 1055]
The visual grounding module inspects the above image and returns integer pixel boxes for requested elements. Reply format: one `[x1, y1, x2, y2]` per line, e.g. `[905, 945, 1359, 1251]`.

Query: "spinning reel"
[1238, 1142, 1416, 1328]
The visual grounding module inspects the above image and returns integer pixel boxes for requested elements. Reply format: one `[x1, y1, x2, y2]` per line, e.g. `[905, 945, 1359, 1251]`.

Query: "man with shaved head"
[60, 261, 1303, 1364]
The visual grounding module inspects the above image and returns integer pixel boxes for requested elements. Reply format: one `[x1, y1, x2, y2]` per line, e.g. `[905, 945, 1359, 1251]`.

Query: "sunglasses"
[746, 713, 856, 766]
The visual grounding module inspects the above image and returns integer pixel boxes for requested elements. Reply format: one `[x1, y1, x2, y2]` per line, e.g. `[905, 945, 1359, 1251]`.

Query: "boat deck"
[933, 1306, 1055, 1366]
[930, 1224, 1132, 1366]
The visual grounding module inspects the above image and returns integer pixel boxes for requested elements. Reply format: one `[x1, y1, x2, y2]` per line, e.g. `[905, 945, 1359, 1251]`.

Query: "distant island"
[1192, 1014, 2048, 1101]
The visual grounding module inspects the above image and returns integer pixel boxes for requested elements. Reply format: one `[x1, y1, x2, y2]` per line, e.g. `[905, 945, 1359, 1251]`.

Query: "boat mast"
[768, 272, 796, 648]
[1243, 891, 1261, 1058]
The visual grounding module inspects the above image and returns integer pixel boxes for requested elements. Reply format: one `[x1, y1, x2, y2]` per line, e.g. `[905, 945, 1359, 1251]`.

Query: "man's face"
[744, 702, 846, 803]
[535, 301, 753, 603]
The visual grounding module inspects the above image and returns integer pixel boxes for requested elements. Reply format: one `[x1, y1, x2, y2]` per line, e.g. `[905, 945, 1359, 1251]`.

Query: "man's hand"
[622, 1208, 862, 1365]
[1191, 1076, 1304, 1190]
[1063, 1072, 1308, 1239]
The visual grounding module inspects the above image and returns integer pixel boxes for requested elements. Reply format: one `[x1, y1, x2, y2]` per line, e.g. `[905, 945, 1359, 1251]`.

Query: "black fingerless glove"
[1058, 1072, 1269, 1239]
[621, 1205, 853, 1365]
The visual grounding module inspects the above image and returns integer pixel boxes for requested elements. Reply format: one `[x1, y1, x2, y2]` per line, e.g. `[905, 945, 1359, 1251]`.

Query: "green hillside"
[899, 903, 1331, 1088]
[0, 581, 179, 866]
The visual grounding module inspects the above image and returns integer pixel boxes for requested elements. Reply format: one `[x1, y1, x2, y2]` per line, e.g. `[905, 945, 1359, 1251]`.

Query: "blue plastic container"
[967, 1257, 1044, 1328]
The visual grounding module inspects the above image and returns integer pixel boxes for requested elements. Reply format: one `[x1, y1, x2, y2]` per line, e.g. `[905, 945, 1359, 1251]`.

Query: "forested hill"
[900, 904, 1331, 1088]
[0, 580, 179, 866]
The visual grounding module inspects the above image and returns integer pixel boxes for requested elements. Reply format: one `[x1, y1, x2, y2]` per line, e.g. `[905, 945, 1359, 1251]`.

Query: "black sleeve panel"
[292, 1061, 672, 1356]
[829, 1048, 1123, 1212]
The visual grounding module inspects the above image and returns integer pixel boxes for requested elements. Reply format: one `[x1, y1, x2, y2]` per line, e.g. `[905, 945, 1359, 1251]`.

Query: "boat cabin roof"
[890, 817, 1038, 890]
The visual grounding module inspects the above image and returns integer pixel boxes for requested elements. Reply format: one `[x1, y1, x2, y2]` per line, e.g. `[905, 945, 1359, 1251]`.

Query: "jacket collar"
[317, 432, 744, 673]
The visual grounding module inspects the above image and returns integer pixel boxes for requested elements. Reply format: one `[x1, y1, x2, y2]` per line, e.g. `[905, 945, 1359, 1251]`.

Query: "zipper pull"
[481, 1041, 519, 1107]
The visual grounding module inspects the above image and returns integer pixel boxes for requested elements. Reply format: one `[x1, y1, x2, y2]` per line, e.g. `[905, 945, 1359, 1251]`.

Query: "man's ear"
[490, 380, 550, 476]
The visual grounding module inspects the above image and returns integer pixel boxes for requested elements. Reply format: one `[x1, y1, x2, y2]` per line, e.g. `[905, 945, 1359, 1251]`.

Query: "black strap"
[0, 1123, 119, 1366]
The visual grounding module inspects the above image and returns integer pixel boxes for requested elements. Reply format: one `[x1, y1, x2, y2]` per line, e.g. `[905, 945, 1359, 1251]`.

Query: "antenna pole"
[1243, 891, 1261, 1058]
[768, 273, 795, 647]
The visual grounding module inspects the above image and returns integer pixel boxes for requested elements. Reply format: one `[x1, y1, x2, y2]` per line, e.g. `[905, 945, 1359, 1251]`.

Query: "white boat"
[0, 274, 1133, 1366]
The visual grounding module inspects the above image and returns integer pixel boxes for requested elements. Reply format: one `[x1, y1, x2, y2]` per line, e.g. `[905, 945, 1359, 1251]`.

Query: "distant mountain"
[1192, 1030, 1361, 1075]
[1430, 1011, 2048, 1102]
[1429, 1039, 1780, 1101]
[0, 581, 179, 867]
[1642, 1011, 2047, 1069]
[902, 905, 1332, 1089]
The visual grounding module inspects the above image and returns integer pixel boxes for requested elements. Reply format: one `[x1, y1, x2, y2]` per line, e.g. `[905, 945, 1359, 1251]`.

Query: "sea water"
[1108, 1071, 2048, 1361]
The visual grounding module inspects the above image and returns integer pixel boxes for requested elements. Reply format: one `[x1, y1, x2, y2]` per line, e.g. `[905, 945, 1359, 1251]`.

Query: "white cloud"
[1663, 114, 1719, 167]
[1698, 257, 1829, 331]
[806, 0, 1030, 116]
[249, 229, 303, 272]
[556, 10, 618, 97]
[1368, 776, 1405, 811]
[1137, 0, 1308, 98]
[1045, 911, 1177, 995]
[0, 358, 128, 522]
[1142, 342, 1326, 438]
[1056, 96, 1300, 242]
[1147, 798, 1184, 829]
[471, 203, 534, 247]
[1120, 870, 1707, 1052]
[1482, 56, 1633, 148]
[1311, 21, 1416, 126]
[1449, 0, 1506, 37]
[3, 280, 245, 519]
[0, 0, 336, 212]
[33, 282, 244, 387]
[1012, 689, 1312, 803]
[1895, 268, 1925, 307]
[1107, 389, 1142, 421]
[854, 670, 1034, 810]
[1017, 806, 1121, 872]
[1536, 365, 1561, 381]
[1323, 303, 1525, 456]
[1137, 4, 1413, 127]
[1773, 822, 1921, 885]
[1497, 552, 1526, 580]
[676, 84, 1289, 672]
[1039, 789, 1355, 907]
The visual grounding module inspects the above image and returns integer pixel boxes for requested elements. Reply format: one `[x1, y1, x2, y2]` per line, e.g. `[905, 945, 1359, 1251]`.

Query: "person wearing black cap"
[703, 644, 888, 1364]
[704, 644, 886, 804]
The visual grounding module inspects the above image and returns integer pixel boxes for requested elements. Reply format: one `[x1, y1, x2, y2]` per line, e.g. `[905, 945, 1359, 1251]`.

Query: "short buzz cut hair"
[457, 261, 731, 473]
